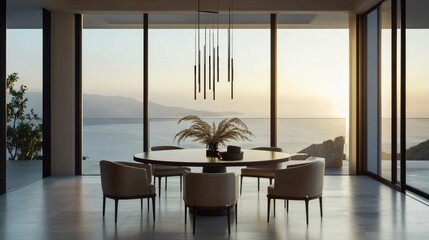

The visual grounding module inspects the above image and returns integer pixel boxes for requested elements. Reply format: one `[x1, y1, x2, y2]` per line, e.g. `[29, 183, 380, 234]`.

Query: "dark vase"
[206, 143, 219, 157]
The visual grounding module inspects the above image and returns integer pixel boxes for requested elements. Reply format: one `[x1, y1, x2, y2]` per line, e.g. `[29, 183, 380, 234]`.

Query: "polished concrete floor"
[0, 175, 428, 240]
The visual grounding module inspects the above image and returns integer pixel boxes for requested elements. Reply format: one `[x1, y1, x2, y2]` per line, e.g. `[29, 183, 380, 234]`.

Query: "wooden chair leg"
[185, 204, 187, 224]
[267, 197, 271, 223]
[147, 198, 149, 212]
[227, 208, 231, 234]
[165, 177, 168, 191]
[193, 206, 196, 234]
[319, 197, 323, 218]
[284, 199, 289, 212]
[102, 196, 106, 217]
[180, 175, 183, 192]
[269, 178, 273, 185]
[152, 197, 156, 221]
[305, 199, 309, 225]
[158, 177, 162, 197]
[257, 177, 260, 191]
[235, 204, 238, 224]
[114, 199, 119, 223]
[141, 198, 143, 211]
[273, 199, 276, 217]
[240, 175, 243, 195]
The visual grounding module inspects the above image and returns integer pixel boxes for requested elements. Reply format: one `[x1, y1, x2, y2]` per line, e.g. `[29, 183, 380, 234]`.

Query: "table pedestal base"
[189, 208, 235, 216]
[202, 166, 226, 173]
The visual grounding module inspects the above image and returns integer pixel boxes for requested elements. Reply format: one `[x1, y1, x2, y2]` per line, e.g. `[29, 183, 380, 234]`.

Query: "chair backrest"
[250, 147, 283, 169]
[273, 160, 325, 198]
[183, 172, 239, 207]
[100, 160, 151, 197]
[150, 146, 184, 169]
[151, 146, 183, 151]
[115, 161, 153, 184]
[251, 147, 283, 152]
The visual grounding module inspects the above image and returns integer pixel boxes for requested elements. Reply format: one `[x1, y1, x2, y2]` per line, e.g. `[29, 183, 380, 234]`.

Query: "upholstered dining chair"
[150, 146, 191, 197]
[240, 147, 283, 194]
[183, 171, 239, 234]
[116, 161, 153, 210]
[266, 159, 325, 224]
[100, 160, 156, 223]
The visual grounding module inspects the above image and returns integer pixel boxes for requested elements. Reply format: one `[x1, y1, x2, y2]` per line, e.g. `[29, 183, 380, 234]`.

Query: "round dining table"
[134, 148, 292, 216]
[133, 148, 292, 173]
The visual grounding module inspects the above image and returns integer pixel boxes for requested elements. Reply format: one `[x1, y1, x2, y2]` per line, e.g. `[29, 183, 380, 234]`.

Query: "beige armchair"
[183, 172, 239, 234]
[115, 161, 153, 210]
[100, 160, 156, 223]
[151, 146, 191, 197]
[267, 160, 325, 224]
[240, 147, 283, 194]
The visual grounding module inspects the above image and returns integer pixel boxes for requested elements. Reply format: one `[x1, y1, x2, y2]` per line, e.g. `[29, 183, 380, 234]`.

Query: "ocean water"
[381, 118, 429, 152]
[82, 118, 347, 174]
[82, 118, 429, 174]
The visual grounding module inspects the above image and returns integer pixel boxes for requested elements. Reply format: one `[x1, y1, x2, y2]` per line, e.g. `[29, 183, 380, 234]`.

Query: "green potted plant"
[174, 115, 254, 157]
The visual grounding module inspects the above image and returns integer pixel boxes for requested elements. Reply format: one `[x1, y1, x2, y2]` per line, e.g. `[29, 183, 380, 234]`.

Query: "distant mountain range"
[24, 92, 240, 118]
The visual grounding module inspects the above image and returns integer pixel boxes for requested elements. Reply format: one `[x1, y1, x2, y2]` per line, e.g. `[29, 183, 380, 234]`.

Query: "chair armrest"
[116, 161, 153, 184]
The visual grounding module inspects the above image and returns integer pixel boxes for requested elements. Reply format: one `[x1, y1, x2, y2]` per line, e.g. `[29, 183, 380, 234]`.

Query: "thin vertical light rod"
[228, 4, 231, 82]
[217, 0, 220, 83]
[231, 0, 234, 99]
[213, 26, 216, 99]
[194, 0, 197, 99]
[209, 21, 211, 90]
[204, 14, 207, 99]
[198, 0, 201, 93]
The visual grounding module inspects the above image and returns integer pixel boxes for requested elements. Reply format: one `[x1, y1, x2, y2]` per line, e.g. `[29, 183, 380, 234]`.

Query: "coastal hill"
[405, 139, 429, 160]
[382, 139, 429, 161]
[25, 92, 240, 118]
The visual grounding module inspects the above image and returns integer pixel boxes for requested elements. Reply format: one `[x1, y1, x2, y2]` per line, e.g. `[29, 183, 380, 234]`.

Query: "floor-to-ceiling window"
[148, 14, 270, 149]
[361, 0, 404, 184]
[366, 8, 380, 175]
[406, 0, 429, 195]
[6, 5, 43, 191]
[381, 0, 393, 180]
[82, 14, 144, 174]
[380, 0, 403, 184]
[360, 0, 429, 198]
[277, 13, 349, 174]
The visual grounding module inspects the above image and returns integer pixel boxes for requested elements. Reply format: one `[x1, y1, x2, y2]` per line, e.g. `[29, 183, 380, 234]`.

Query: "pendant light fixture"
[194, 0, 234, 100]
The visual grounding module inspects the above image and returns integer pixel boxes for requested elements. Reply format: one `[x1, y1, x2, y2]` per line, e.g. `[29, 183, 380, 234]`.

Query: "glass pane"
[82, 14, 144, 174]
[277, 13, 349, 174]
[149, 14, 270, 150]
[6, 7, 43, 191]
[396, 0, 402, 184]
[406, 0, 429, 194]
[381, 0, 392, 180]
[366, 9, 379, 175]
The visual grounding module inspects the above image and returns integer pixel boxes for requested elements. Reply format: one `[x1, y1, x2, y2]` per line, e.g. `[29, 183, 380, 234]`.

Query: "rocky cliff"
[403, 139, 429, 160]
[298, 136, 345, 168]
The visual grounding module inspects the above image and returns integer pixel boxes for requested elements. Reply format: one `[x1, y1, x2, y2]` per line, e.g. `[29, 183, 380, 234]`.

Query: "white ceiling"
[11, 0, 359, 13]
[7, 0, 359, 29]
[81, 12, 349, 29]
[9, 0, 428, 29]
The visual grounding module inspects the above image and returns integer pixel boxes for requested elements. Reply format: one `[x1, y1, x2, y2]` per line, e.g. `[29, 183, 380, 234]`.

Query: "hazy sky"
[82, 28, 350, 118]
[6, 28, 429, 118]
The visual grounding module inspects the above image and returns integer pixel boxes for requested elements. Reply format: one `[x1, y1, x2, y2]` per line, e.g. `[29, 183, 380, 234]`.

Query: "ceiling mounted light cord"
[230, 0, 234, 99]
